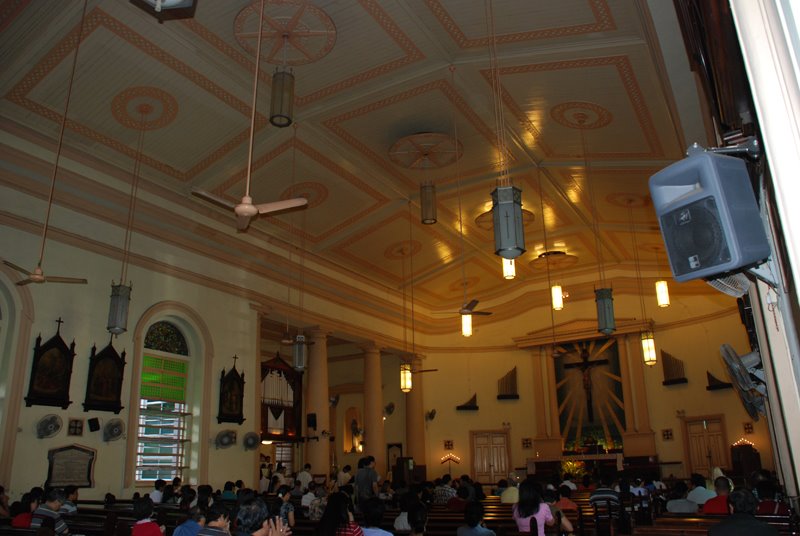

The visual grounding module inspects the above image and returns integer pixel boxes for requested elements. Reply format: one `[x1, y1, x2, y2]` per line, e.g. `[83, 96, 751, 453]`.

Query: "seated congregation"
[0, 461, 796, 536]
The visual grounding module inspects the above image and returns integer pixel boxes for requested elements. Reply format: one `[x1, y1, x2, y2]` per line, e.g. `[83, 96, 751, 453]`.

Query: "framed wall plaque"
[83, 341, 126, 413]
[217, 358, 245, 425]
[46, 444, 96, 488]
[26, 319, 76, 409]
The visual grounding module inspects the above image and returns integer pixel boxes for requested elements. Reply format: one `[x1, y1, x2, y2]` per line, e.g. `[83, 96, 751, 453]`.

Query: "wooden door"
[684, 416, 729, 476]
[471, 431, 509, 483]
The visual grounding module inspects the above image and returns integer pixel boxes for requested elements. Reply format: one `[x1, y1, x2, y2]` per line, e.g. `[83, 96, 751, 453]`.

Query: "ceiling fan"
[192, 0, 306, 231]
[4, 0, 89, 287]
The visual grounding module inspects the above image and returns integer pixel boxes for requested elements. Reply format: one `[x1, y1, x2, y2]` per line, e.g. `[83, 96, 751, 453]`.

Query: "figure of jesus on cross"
[563, 345, 609, 423]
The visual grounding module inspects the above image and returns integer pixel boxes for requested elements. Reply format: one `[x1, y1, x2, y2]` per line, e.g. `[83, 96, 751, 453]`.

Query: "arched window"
[136, 321, 191, 481]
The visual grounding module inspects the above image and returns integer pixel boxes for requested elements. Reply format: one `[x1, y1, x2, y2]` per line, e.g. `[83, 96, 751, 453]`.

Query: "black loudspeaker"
[306, 413, 317, 431]
[88, 418, 100, 432]
[649, 151, 770, 282]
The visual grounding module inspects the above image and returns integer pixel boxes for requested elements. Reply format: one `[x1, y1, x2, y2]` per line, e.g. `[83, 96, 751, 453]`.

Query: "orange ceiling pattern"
[0, 0, 701, 333]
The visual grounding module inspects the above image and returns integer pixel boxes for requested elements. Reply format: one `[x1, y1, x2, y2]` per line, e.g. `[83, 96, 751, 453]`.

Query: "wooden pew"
[632, 513, 799, 535]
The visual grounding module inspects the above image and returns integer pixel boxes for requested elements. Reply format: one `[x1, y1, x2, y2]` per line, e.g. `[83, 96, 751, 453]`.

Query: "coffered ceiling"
[0, 0, 711, 337]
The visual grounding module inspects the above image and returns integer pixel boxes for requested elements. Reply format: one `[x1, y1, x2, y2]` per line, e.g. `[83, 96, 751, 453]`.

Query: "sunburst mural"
[554, 339, 626, 451]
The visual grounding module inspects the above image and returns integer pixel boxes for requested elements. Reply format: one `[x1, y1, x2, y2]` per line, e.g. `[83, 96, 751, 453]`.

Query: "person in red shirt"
[701, 477, 731, 515]
[755, 481, 790, 516]
[131, 497, 164, 536]
[555, 486, 579, 511]
[11, 492, 40, 528]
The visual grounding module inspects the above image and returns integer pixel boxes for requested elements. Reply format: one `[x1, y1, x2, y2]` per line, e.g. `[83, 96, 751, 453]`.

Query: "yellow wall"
[0, 209, 776, 498]
[0, 224, 262, 499]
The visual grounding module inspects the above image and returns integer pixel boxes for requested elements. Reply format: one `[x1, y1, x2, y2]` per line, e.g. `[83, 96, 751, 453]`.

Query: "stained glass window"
[144, 321, 189, 356]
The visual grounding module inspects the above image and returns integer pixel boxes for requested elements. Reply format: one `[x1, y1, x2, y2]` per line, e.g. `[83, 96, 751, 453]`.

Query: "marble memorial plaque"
[46, 444, 96, 488]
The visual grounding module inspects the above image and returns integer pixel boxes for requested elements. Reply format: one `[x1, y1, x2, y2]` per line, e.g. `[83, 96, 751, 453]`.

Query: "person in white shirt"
[297, 464, 313, 492]
[686, 473, 716, 506]
[630, 479, 648, 497]
[150, 479, 166, 504]
[301, 483, 317, 509]
[560, 473, 578, 491]
[337, 465, 353, 488]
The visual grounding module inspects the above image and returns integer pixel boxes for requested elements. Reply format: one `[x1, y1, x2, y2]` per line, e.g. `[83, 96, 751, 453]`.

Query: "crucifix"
[563, 345, 609, 422]
[55, 317, 64, 333]
[232, 354, 239, 369]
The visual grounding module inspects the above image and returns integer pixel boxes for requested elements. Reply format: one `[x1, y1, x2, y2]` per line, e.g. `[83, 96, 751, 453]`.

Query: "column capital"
[359, 342, 381, 354]
[306, 327, 330, 341]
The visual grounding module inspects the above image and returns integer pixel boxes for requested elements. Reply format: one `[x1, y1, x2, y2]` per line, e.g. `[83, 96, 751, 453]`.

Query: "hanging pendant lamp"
[292, 334, 307, 371]
[400, 363, 412, 393]
[461, 313, 473, 337]
[551, 284, 564, 311]
[270, 34, 294, 127]
[420, 182, 437, 224]
[641, 330, 657, 366]
[655, 279, 671, 307]
[502, 258, 515, 280]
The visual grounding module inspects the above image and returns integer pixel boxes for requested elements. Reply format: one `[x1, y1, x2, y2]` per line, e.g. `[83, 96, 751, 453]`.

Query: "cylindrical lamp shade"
[491, 186, 526, 259]
[641, 330, 657, 366]
[400, 363, 412, 393]
[595, 287, 616, 335]
[655, 280, 671, 307]
[292, 334, 307, 371]
[270, 70, 294, 128]
[420, 182, 437, 224]
[461, 313, 473, 337]
[551, 285, 564, 311]
[107, 283, 132, 335]
[502, 258, 516, 279]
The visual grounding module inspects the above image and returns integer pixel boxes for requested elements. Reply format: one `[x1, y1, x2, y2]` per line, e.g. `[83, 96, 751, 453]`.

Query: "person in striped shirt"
[30, 488, 69, 536]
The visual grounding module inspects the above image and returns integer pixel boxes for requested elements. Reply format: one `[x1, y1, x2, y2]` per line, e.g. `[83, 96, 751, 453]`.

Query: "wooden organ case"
[260, 354, 303, 443]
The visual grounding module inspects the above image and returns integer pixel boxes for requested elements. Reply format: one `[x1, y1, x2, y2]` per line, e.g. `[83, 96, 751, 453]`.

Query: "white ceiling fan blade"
[192, 189, 237, 210]
[3, 260, 31, 276]
[236, 215, 252, 231]
[45, 276, 88, 284]
[254, 197, 307, 215]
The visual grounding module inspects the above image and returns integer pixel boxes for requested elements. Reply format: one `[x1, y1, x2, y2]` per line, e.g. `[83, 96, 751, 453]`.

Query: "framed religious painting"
[217, 357, 245, 424]
[83, 341, 126, 414]
[25, 319, 76, 409]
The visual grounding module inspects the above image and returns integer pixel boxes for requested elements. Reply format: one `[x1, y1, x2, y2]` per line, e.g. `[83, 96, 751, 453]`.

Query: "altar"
[527, 452, 625, 474]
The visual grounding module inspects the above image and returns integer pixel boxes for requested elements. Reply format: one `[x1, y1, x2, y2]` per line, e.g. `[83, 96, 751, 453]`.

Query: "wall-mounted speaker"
[88, 418, 100, 432]
[649, 151, 769, 282]
[306, 413, 317, 431]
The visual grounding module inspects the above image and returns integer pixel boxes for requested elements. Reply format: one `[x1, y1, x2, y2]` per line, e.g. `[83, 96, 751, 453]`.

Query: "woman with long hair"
[316, 492, 362, 536]
[512, 480, 554, 536]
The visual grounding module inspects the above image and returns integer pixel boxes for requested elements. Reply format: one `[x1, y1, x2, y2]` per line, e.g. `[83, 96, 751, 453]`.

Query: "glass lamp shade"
[551, 285, 564, 311]
[502, 258, 516, 279]
[641, 330, 657, 366]
[655, 280, 671, 307]
[595, 287, 616, 335]
[107, 283, 132, 335]
[491, 186, 526, 259]
[461, 313, 473, 337]
[420, 182, 437, 224]
[270, 70, 294, 128]
[400, 363, 412, 393]
[292, 334, 307, 371]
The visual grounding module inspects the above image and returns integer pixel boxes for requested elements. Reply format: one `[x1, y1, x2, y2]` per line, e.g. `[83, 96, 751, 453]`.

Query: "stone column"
[618, 335, 636, 432]
[405, 356, 426, 465]
[306, 328, 330, 475]
[621, 334, 657, 456]
[362, 344, 386, 475]
[533, 345, 563, 458]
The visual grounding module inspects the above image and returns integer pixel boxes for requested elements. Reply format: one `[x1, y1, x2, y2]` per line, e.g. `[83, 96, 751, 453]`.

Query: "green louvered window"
[136, 352, 190, 482]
